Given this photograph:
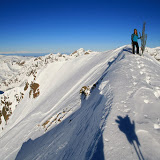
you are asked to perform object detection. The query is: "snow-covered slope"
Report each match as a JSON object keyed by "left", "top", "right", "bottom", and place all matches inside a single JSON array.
[
  {"left": 0, "top": 45, "right": 160, "bottom": 160},
  {"left": 146, "top": 47, "right": 160, "bottom": 61}
]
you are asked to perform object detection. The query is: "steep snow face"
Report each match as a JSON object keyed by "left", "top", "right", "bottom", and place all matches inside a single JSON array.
[{"left": 0, "top": 45, "right": 160, "bottom": 160}]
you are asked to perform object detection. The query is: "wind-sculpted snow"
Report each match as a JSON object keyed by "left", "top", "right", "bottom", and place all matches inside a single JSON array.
[{"left": 0, "top": 45, "right": 160, "bottom": 160}]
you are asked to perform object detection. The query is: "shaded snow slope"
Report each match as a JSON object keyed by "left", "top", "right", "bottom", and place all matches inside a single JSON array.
[{"left": 0, "top": 45, "right": 160, "bottom": 160}]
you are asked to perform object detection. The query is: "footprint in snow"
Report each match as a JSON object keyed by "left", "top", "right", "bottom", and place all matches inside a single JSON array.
[
  {"left": 140, "top": 64, "right": 145, "bottom": 67},
  {"left": 144, "top": 99, "right": 149, "bottom": 104},
  {"left": 142, "top": 68, "right": 146, "bottom": 72},
  {"left": 121, "top": 101, "right": 126, "bottom": 104},
  {"left": 154, "top": 124, "right": 160, "bottom": 130},
  {"left": 154, "top": 89, "right": 160, "bottom": 98},
  {"left": 140, "top": 71, "right": 144, "bottom": 75},
  {"left": 127, "top": 91, "right": 133, "bottom": 95},
  {"left": 146, "top": 76, "right": 151, "bottom": 84},
  {"left": 133, "top": 82, "right": 137, "bottom": 86},
  {"left": 144, "top": 115, "right": 148, "bottom": 118},
  {"left": 124, "top": 108, "right": 131, "bottom": 113},
  {"left": 105, "top": 138, "right": 109, "bottom": 142}
]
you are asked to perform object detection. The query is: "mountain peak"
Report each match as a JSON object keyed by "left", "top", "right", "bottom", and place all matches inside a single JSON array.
[
  {"left": 70, "top": 48, "right": 92, "bottom": 56},
  {"left": 70, "top": 48, "right": 85, "bottom": 56}
]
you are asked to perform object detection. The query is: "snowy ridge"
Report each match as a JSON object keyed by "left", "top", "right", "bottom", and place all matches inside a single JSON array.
[{"left": 0, "top": 45, "right": 160, "bottom": 160}]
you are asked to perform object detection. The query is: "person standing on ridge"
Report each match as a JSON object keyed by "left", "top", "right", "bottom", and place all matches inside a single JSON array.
[{"left": 131, "top": 29, "right": 141, "bottom": 54}]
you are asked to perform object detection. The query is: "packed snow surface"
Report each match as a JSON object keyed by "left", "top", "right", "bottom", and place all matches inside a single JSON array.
[{"left": 0, "top": 45, "right": 160, "bottom": 160}]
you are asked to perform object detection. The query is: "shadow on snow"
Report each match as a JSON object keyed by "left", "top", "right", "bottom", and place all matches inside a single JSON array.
[
  {"left": 0, "top": 91, "right": 4, "bottom": 94},
  {"left": 115, "top": 115, "right": 145, "bottom": 160},
  {"left": 16, "top": 84, "right": 112, "bottom": 160}
]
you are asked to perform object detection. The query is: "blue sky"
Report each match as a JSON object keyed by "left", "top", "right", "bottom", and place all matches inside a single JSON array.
[{"left": 0, "top": 0, "right": 160, "bottom": 54}]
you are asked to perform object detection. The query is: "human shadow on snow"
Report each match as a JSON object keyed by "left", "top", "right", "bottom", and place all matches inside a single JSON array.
[{"left": 115, "top": 115, "right": 145, "bottom": 160}]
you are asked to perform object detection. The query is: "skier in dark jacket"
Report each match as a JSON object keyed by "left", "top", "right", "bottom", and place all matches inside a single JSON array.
[{"left": 131, "top": 29, "right": 141, "bottom": 54}]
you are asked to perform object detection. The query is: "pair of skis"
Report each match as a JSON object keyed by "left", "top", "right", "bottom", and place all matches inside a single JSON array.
[{"left": 139, "top": 22, "right": 147, "bottom": 55}]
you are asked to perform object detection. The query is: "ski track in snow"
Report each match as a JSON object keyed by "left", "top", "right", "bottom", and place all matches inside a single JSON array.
[{"left": 0, "top": 45, "right": 160, "bottom": 160}]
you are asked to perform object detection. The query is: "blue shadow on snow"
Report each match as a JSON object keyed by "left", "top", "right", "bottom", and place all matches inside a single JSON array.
[{"left": 115, "top": 115, "right": 145, "bottom": 160}]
